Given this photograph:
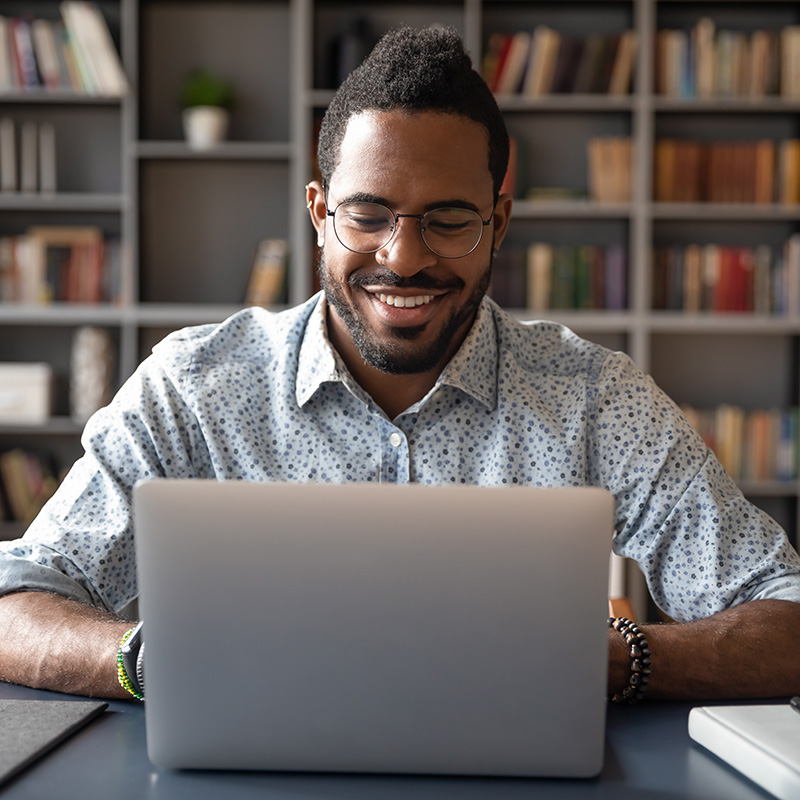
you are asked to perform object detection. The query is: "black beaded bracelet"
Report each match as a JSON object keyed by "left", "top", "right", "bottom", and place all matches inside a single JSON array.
[{"left": 607, "top": 616, "right": 651, "bottom": 704}]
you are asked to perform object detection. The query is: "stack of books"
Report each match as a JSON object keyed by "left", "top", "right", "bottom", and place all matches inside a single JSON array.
[
  {"left": 652, "top": 239, "right": 800, "bottom": 315},
  {"left": 0, "top": 2, "right": 128, "bottom": 96},
  {"left": 682, "top": 404, "right": 799, "bottom": 482},
  {"left": 484, "top": 26, "right": 637, "bottom": 96}
]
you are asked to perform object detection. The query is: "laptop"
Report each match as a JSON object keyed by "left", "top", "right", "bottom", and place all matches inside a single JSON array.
[{"left": 133, "top": 480, "right": 613, "bottom": 777}]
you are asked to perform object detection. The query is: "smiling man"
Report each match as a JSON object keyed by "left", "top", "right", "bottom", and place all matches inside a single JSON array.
[
  {"left": 0, "top": 26, "right": 799, "bottom": 702},
  {"left": 309, "top": 109, "right": 511, "bottom": 416}
]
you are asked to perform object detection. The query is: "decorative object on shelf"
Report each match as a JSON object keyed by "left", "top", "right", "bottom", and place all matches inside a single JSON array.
[
  {"left": 0, "top": 363, "right": 52, "bottom": 425},
  {"left": 179, "top": 69, "right": 234, "bottom": 150},
  {"left": 70, "top": 326, "right": 114, "bottom": 423}
]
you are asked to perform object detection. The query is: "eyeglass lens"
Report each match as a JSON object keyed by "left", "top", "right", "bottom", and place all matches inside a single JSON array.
[{"left": 333, "top": 202, "right": 486, "bottom": 258}]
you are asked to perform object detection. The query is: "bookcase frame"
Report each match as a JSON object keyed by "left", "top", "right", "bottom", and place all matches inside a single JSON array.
[{"left": 1, "top": 0, "right": 799, "bottom": 616}]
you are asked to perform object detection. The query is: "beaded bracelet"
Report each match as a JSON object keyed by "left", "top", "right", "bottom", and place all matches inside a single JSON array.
[
  {"left": 117, "top": 627, "right": 144, "bottom": 701},
  {"left": 607, "top": 616, "right": 651, "bottom": 704}
]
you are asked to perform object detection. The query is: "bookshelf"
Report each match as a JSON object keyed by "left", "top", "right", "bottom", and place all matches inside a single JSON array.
[{"left": 1, "top": 1, "right": 800, "bottom": 612}]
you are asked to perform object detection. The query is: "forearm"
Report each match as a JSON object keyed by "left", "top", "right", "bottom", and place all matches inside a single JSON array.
[
  {"left": 0, "top": 591, "right": 133, "bottom": 700},
  {"left": 608, "top": 599, "right": 800, "bottom": 701}
]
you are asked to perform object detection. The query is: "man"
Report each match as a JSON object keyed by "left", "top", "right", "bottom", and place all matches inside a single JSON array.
[{"left": 1, "top": 27, "right": 799, "bottom": 702}]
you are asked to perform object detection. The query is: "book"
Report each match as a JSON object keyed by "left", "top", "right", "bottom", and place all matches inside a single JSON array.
[
  {"left": 522, "top": 25, "right": 559, "bottom": 97},
  {"left": 19, "top": 120, "right": 38, "bottom": 193},
  {"left": 66, "top": 1, "right": 127, "bottom": 95},
  {"left": 608, "top": 30, "right": 637, "bottom": 95},
  {"left": 549, "top": 35, "right": 583, "bottom": 94},
  {"left": 31, "top": 19, "right": 63, "bottom": 91},
  {"left": 11, "top": 17, "right": 40, "bottom": 89},
  {"left": 494, "top": 31, "right": 531, "bottom": 95},
  {"left": 38, "top": 122, "right": 56, "bottom": 194},
  {"left": 24, "top": 225, "right": 104, "bottom": 303},
  {"left": 573, "top": 34, "right": 606, "bottom": 93},
  {"left": 243, "top": 238, "right": 288, "bottom": 307},
  {"left": 689, "top": 704, "right": 800, "bottom": 800},
  {"left": 0, "top": 117, "right": 16, "bottom": 192},
  {"left": 0, "top": 17, "right": 11, "bottom": 92}
]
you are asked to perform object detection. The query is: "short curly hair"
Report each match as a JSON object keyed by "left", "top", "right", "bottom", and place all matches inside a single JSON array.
[{"left": 317, "top": 26, "right": 509, "bottom": 200}]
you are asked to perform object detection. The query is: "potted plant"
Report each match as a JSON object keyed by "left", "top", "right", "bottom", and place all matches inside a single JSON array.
[{"left": 180, "top": 69, "right": 234, "bottom": 150}]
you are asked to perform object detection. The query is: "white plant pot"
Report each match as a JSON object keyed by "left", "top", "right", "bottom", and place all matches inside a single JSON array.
[{"left": 182, "top": 106, "right": 229, "bottom": 150}]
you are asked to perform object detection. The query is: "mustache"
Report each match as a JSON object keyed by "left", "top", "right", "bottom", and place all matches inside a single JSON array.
[{"left": 348, "top": 270, "right": 463, "bottom": 292}]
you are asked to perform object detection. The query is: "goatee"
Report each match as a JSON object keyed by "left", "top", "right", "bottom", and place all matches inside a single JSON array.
[{"left": 319, "top": 254, "right": 493, "bottom": 375}]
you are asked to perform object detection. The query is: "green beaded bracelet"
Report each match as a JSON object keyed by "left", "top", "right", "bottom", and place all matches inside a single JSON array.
[{"left": 117, "top": 627, "right": 144, "bottom": 701}]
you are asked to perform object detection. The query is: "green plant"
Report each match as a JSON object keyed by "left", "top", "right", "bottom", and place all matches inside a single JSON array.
[{"left": 179, "top": 69, "right": 234, "bottom": 110}]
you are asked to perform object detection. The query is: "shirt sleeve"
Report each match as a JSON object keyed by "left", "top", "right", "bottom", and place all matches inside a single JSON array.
[
  {"left": 0, "top": 341, "right": 208, "bottom": 614},
  {"left": 588, "top": 351, "right": 800, "bottom": 622}
]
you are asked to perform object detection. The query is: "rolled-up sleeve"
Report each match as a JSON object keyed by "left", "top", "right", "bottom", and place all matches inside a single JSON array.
[
  {"left": 0, "top": 337, "right": 207, "bottom": 614},
  {"left": 589, "top": 351, "right": 800, "bottom": 622}
]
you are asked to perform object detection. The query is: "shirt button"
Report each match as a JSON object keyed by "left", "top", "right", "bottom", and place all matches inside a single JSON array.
[{"left": 389, "top": 432, "right": 402, "bottom": 447}]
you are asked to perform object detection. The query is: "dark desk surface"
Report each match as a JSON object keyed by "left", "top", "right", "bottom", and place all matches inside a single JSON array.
[{"left": 0, "top": 681, "right": 776, "bottom": 800}]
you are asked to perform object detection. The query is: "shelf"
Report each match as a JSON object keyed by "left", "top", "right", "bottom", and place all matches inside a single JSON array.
[
  {"left": 511, "top": 309, "right": 635, "bottom": 332},
  {"left": 0, "top": 417, "right": 85, "bottom": 436},
  {"left": 647, "top": 313, "right": 800, "bottom": 334},
  {"left": 134, "top": 141, "right": 293, "bottom": 161},
  {"left": 0, "top": 304, "right": 132, "bottom": 325},
  {"left": 652, "top": 203, "right": 800, "bottom": 220},
  {"left": 133, "top": 303, "right": 253, "bottom": 326},
  {"left": 0, "top": 194, "right": 126, "bottom": 212},
  {"left": 739, "top": 480, "right": 800, "bottom": 498},
  {"left": 0, "top": 90, "right": 124, "bottom": 106},
  {"left": 496, "top": 95, "right": 636, "bottom": 113},
  {"left": 511, "top": 199, "right": 632, "bottom": 218},
  {"left": 653, "top": 97, "right": 800, "bottom": 113}
]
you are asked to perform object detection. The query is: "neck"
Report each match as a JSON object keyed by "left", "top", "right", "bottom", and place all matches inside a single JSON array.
[
  {"left": 325, "top": 305, "right": 474, "bottom": 419},
  {"left": 327, "top": 323, "right": 444, "bottom": 419}
]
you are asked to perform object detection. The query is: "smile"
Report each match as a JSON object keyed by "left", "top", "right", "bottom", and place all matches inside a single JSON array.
[{"left": 376, "top": 293, "right": 434, "bottom": 308}]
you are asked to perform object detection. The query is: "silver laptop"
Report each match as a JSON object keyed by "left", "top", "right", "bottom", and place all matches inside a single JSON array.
[{"left": 133, "top": 480, "right": 613, "bottom": 777}]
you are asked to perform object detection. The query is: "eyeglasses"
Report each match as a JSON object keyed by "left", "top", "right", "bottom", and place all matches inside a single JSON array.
[{"left": 326, "top": 201, "right": 495, "bottom": 259}]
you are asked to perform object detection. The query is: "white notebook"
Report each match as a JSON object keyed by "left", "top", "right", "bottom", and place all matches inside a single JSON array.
[{"left": 688, "top": 704, "right": 800, "bottom": 800}]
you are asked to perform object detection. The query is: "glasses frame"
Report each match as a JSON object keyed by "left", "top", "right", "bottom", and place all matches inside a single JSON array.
[{"left": 325, "top": 198, "right": 497, "bottom": 260}]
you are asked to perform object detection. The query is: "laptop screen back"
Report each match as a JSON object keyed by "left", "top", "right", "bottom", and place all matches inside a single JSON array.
[{"left": 134, "top": 480, "right": 613, "bottom": 777}]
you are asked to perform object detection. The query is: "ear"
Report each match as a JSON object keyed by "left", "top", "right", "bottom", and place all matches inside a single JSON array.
[
  {"left": 306, "top": 181, "right": 328, "bottom": 247},
  {"left": 490, "top": 192, "right": 514, "bottom": 252}
]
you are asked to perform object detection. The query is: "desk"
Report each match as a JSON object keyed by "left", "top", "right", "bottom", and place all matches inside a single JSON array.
[{"left": 0, "top": 681, "right": 774, "bottom": 800}]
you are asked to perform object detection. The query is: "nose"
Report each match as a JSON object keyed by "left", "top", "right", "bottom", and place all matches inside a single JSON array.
[{"left": 374, "top": 216, "right": 438, "bottom": 277}]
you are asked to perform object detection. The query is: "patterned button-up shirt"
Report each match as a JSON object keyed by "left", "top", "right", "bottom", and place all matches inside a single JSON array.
[{"left": 2, "top": 293, "right": 799, "bottom": 619}]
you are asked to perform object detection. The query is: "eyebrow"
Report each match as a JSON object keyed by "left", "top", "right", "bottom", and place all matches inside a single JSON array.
[{"left": 332, "top": 192, "right": 482, "bottom": 214}]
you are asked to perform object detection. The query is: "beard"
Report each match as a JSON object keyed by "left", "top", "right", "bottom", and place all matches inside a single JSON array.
[{"left": 319, "top": 252, "right": 493, "bottom": 375}]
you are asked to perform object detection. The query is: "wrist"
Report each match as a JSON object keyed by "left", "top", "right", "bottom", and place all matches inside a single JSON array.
[
  {"left": 117, "top": 621, "right": 145, "bottom": 701},
  {"left": 607, "top": 617, "right": 651, "bottom": 704}
]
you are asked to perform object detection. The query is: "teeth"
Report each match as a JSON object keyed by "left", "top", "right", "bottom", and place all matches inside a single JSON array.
[{"left": 377, "top": 294, "right": 434, "bottom": 308}]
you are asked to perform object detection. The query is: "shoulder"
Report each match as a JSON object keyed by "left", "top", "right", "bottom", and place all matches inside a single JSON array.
[
  {"left": 149, "top": 295, "right": 320, "bottom": 378},
  {"left": 486, "top": 297, "right": 621, "bottom": 385}
]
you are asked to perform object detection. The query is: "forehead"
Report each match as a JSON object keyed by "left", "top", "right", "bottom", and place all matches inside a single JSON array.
[{"left": 329, "top": 109, "right": 494, "bottom": 205}]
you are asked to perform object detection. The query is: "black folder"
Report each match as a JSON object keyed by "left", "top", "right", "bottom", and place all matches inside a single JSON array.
[{"left": 0, "top": 699, "right": 107, "bottom": 786}]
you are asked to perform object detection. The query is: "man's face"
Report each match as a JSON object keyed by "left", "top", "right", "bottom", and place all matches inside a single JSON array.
[{"left": 308, "top": 109, "right": 511, "bottom": 376}]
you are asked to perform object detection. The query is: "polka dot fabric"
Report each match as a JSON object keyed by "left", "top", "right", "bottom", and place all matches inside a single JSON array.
[{"left": 1, "top": 293, "right": 798, "bottom": 620}]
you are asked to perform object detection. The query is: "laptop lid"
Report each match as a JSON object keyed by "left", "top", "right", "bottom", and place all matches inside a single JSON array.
[{"left": 133, "top": 480, "right": 613, "bottom": 777}]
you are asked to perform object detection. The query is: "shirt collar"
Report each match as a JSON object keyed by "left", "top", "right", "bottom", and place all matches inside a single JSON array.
[
  {"left": 295, "top": 293, "right": 499, "bottom": 411},
  {"left": 295, "top": 293, "right": 343, "bottom": 407},
  {"left": 433, "top": 297, "right": 498, "bottom": 410}
]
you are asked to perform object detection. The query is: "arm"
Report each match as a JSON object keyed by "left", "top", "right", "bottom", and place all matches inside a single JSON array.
[
  {"left": 608, "top": 598, "right": 800, "bottom": 700},
  {"left": 0, "top": 591, "right": 133, "bottom": 700}
]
